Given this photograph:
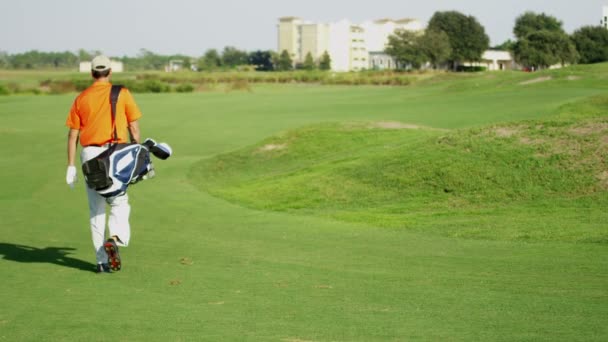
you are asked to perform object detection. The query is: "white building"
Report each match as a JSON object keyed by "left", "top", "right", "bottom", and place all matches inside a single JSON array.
[
  {"left": 79, "top": 60, "right": 123, "bottom": 73},
  {"left": 603, "top": 6, "right": 608, "bottom": 29},
  {"left": 360, "top": 18, "right": 424, "bottom": 52},
  {"left": 277, "top": 17, "right": 423, "bottom": 72},
  {"left": 463, "top": 50, "right": 514, "bottom": 71}
]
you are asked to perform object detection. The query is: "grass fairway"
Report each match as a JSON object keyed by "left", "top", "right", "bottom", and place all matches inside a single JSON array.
[{"left": 1, "top": 66, "right": 607, "bottom": 341}]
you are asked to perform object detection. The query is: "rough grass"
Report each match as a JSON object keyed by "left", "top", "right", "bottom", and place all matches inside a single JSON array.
[{"left": 190, "top": 95, "right": 608, "bottom": 243}]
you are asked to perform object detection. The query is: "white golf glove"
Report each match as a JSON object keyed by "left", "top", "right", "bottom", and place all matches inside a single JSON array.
[{"left": 66, "top": 165, "right": 77, "bottom": 189}]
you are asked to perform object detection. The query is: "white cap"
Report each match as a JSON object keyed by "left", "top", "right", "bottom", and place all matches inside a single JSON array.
[{"left": 91, "top": 55, "right": 112, "bottom": 71}]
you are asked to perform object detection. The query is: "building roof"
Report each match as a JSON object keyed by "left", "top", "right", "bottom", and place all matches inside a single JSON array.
[{"left": 279, "top": 16, "right": 301, "bottom": 22}]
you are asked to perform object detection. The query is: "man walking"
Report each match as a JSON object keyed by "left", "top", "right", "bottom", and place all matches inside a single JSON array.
[{"left": 65, "top": 55, "right": 142, "bottom": 273}]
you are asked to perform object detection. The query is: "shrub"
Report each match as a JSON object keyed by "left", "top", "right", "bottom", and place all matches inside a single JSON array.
[
  {"left": 49, "top": 81, "right": 76, "bottom": 94},
  {"left": 456, "top": 65, "right": 486, "bottom": 72},
  {"left": 0, "top": 85, "right": 10, "bottom": 95},
  {"left": 142, "top": 80, "right": 170, "bottom": 93},
  {"left": 175, "top": 83, "right": 195, "bottom": 93}
]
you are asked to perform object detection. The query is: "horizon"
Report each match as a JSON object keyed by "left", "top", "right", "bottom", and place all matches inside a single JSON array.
[{"left": 1, "top": 0, "right": 606, "bottom": 57}]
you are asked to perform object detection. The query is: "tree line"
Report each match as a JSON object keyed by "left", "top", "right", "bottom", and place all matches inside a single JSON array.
[
  {"left": 0, "top": 47, "right": 331, "bottom": 72},
  {"left": 385, "top": 11, "right": 608, "bottom": 71}
]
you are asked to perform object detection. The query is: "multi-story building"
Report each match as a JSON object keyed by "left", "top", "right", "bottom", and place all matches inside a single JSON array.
[
  {"left": 277, "top": 17, "right": 303, "bottom": 62},
  {"left": 277, "top": 17, "right": 423, "bottom": 71},
  {"left": 603, "top": 6, "right": 608, "bottom": 29}
]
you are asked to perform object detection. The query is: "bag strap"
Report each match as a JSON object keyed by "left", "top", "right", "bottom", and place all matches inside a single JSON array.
[{"left": 110, "top": 85, "right": 123, "bottom": 143}]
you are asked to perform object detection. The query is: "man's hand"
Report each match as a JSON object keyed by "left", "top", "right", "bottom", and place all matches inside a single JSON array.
[{"left": 66, "top": 166, "right": 77, "bottom": 189}]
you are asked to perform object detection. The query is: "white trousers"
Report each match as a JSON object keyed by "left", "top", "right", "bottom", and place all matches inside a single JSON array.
[{"left": 81, "top": 146, "right": 131, "bottom": 264}]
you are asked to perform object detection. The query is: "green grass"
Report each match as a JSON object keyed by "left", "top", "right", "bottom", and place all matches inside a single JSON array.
[
  {"left": 1, "top": 65, "right": 607, "bottom": 341},
  {"left": 190, "top": 105, "right": 608, "bottom": 243}
]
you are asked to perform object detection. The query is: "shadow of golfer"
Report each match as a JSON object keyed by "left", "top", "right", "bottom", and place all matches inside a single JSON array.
[{"left": 0, "top": 243, "right": 95, "bottom": 273}]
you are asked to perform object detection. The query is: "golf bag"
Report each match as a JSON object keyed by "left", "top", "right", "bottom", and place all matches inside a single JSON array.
[{"left": 82, "top": 143, "right": 154, "bottom": 198}]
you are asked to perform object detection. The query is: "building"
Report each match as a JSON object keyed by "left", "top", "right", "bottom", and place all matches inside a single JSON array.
[
  {"left": 277, "top": 17, "right": 423, "bottom": 72},
  {"left": 79, "top": 60, "right": 123, "bottom": 73},
  {"left": 603, "top": 6, "right": 608, "bottom": 29},
  {"left": 462, "top": 50, "right": 514, "bottom": 71}
]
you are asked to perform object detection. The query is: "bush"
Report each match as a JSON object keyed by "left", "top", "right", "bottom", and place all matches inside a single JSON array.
[
  {"left": 456, "top": 65, "right": 486, "bottom": 72},
  {"left": 141, "top": 80, "right": 170, "bottom": 93},
  {"left": 48, "top": 81, "right": 76, "bottom": 94},
  {"left": 175, "top": 83, "right": 195, "bottom": 93},
  {"left": 0, "top": 85, "right": 10, "bottom": 95}
]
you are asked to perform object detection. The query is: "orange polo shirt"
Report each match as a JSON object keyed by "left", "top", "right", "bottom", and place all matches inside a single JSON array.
[{"left": 66, "top": 81, "right": 142, "bottom": 146}]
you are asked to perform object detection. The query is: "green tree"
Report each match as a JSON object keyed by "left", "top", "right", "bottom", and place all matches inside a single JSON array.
[
  {"left": 221, "top": 46, "right": 249, "bottom": 67},
  {"left": 198, "top": 49, "right": 222, "bottom": 71},
  {"left": 385, "top": 29, "right": 426, "bottom": 69},
  {"left": 513, "top": 30, "right": 578, "bottom": 69},
  {"left": 319, "top": 51, "right": 331, "bottom": 70},
  {"left": 78, "top": 49, "right": 93, "bottom": 62},
  {"left": 8, "top": 50, "right": 78, "bottom": 69},
  {"left": 248, "top": 50, "right": 274, "bottom": 71},
  {"left": 0, "top": 51, "right": 9, "bottom": 69},
  {"left": 302, "top": 52, "right": 315, "bottom": 70},
  {"left": 512, "top": 12, "right": 577, "bottom": 69},
  {"left": 492, "top": 39, "right": 516, "bottom": 51},
  {"left": 137, "top": 49, "right": 167, "bottom": 70},
  {"left": 427, "top": 11, "right": 490, "bottom": 69},
  {"left": 419, "top": 29, "right": 452, "bottom": 69},
  {"left": 571, "top": 26, "right": 608, "bottom": 64},
  {"left": 514, "top": 12, "right": 564, "bottom": 40},
  {"left": 277, "top": 50, "right": 293, "bottom": 71}
]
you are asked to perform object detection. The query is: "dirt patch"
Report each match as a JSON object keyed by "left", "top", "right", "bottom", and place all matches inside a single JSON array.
[
  {"left": 519, "top": 137, "right": 544, "bottom": 145},
  {"left": 567, "top": 76, "right": 581, "bottom": 81},
  {"left": 258, "top": 143, "right": 287, "bottom": 152},
  {"left": 494, "top": 127, "right": 519, "bottom": 137},
  {"left": 569, "top": 122, "right": 608, "bottom": 135},
  {"left": 519, "top": 76, "right": 552, "bottom": 85},
  {"left": 179, "top": 257, "right": 193, "bottom": 265},
  {"left": 598, "top": 171, "right": 608, "bottom": 189},
  {"left": 371, "top": 121, "right": 422, "bottom": 130}
]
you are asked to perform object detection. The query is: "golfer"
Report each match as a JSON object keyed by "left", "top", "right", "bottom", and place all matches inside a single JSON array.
[{"left": 65, "top": 55, "right": 142, "bottom": 273}]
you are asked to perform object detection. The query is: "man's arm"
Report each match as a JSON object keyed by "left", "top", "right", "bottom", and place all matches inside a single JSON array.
[
  {"left": 67, "top": 129, "right": 79, "bottom": 166},
  {"left": 66, "top": 129, "right": 79, "bottom": 188},
  {"left": 128, "top": 120, "right": 140, "bottom": 144}
]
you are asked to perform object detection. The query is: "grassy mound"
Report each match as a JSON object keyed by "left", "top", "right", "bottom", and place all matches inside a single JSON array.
[{"left": 190, "top": 95, "right": 608, "bottom": 243}]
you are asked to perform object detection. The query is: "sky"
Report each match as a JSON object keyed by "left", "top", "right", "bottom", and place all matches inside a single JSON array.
[{"left": 1, "top": 0, "right": 606, "bottom": 57}]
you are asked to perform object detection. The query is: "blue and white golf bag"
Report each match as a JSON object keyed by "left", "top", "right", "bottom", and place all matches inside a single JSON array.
[{"left": 82, "top": 139, "right": 172, "bottom": 198}]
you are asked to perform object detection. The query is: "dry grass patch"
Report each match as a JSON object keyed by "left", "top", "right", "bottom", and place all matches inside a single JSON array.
[
  {"left": 519, "top": 76, "right": 552, "bottom": 85},
  {"left": 257, "top": 143, "right": 287, "bottom": 152}
]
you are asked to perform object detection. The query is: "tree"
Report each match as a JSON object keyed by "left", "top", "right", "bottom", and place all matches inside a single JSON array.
[
  {"left": 419, "top": 29, "right": 452, "bottom": 69},
  {"left": 385, "top": 29, "right": 426, "bottom": 69},
  {"left": 78, "top": 49, "right": 93, "bottom": 62},
  {"left": 0, "top": 51, "right": 9, "bottom": 69},
  {"left": 492, "top": 39, "right": 516, "bottom": 51},
  {"left": 221, "top": 46, "right": 248, "bottom": 68},
  {"left": 513, "top": 30, "right": 578, "bottom": 69},
  {"left": 302, "top": 52, "right": 316, "bottom": 70},
  {"left": 512, "top": 12, "right": 577, "bottom": 69},
  {"left": 248, "top": 50, "right": 274, "bottom": 71},
  {"left": 319, "top": 51, "right": 331, "bottom": 70},
  {"left": 137, "top": 49, "right": 167, "bottom": 70},
  {"left": 571, "top": 26, "right": 608, "bottom": 64},
  {"left": 198, "top": 49, "right": 222, "bottom": 71},
  {"left": 277, "top": 50, "right": 293, "bottom": 71},
  {"left": 514, "top": 12, "right": 564, "bottom": 40},
  {"left": 427, "top": 11, "right": 490, "bottom": 69}
]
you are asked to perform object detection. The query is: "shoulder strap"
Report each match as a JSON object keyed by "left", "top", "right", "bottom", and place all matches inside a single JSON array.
[{"left": 110, "top": 85, "right": 123, "bottom": 143}]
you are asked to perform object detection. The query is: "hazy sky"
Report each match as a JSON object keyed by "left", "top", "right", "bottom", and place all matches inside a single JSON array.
[{"left": 1, "top": 0, "right": 605, "bottom": 57}]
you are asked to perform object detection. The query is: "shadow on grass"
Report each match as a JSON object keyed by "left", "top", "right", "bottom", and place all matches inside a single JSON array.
[{"left": 0, "top": 243, "right": 95, "bottom": 273}]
